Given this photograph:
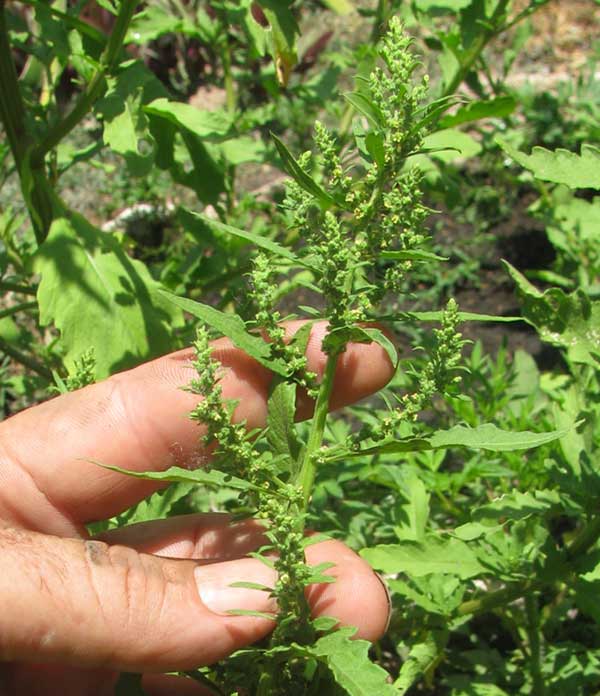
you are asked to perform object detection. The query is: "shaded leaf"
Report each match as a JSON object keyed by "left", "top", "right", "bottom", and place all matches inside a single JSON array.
[
  {"left": 34, "top": 215, "right": 181, "bottom": 378},
  {"left": 145, "top": 97, "right": 233, "bottom": 138},
  {"left": 439, "top": 96, "right": 516, "bottom": 128}
]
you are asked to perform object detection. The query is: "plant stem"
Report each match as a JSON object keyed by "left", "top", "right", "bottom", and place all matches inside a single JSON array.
[
  {"left": 0, "top": 281, "right": 37, "bottom": 296},
  {"left": 0, "top": 301, "right": 37, "bottom": 320},
  {"left": 0, "top": 337, "right": 52, "bottom": 380},
  {"left": 525, "top": 593, "right": 545, "bottom": 696},
  {"left": 442, "top": 0, "right": 510, "bottom": 98},
  {"left": 297, "top": 349, "right": 341, "bottom": 510},
  {"left": 0, "top": 1, "right": 29, "bottom": 169},
  {"left": 30, "top": 0, "right": 138, "bottom": 165}
]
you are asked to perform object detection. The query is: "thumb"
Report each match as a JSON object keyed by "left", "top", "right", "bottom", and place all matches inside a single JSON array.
[{"left": 0, "top": 526, "right": 279, "bottom": 671}]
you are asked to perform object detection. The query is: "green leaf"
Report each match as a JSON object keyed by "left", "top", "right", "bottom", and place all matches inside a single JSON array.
[
  {"left": 185, "top": 212, "right": 316, "bottom": 270},
  {"left": 271, "top": 133, "right": 337, "bottom": 208},
  {"left": 394, "top": 631, "right": 448, "bottom": 694},
  {"left": 94, "top": 463, "right": 260, "bottom": 494},
  {"left": 321, "top": 0, "right": 354, "bottom": 13},
  {"left": 439, "top": 96, "right": 516, "bottom": 128},
  {"left": 472, "top": 489, "right": 561, "bottom": 524},
  {"left": 255, "top": 1, "right": 299, "bottom": 86},
  {"left": 96, "top": 61, "right": 166, "bottom": 176},
  {"left": 267, "top": 379, "right": 301, "bottom": 471},
  {"left": 305, "top": 629, "right": 397, "bottom": 696},
  {"left": 379, "top": 250, "right": 448, "bottom": 262},
  {"left": 381, "top": 310, "right": 522, "bottom": 323},
  {"left": 362, "top": 536, "right": 486, "bottom": 579},
  {"left": 159, "top": 291, "right": 289, "bottom": 375},
  {"left": 423, "top": 128, "right": 481, "bottom": 163},
  {"left": 331, "top": 423, "right": 569, "bottom": 460},
  {"left": 505, "top": 261, "right": 600, "bottom": 367},
  {"left": 34, "top": 215, "right": 181, "bottom": 378},
  {"left": 114, "top": 672, "right": 145, "bottom": 696},
  {"left": 343, "top": 92, "right": 385, "bottom": 129},
  {"left": 497, "top": 138, "right": 600, "bottom": 189},
  {"left": 145, "top": 97, "right": 233, "bottom": 138}
]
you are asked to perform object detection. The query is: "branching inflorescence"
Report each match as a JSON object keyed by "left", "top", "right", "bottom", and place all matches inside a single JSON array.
[{"left": 186, "top": 18, "right": 465, "bottom": 694}]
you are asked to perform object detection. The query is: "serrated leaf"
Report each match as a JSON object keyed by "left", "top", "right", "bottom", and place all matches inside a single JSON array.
[
  {"left": 34, "top": 215, "right": 181, "bottom": 378},
  {"left": 497, "top": 138, "right": 600, "bottom": 189},
  {"left": 271, "top": 133, "right": 337, "bottom": 208},
  {"left": 505, "top": 261, "right": 600, "bottom": 366},
  {"left": 439, "top": 96, "right": 516, "bottom": 128},
  {"left": 145, "top": 97, "right": 233, "bottom": 138},
  {"left": 362, "top": 536, "right": 486, "bottom": 579},
  {"left": 159, "top": 291, "right": 288, "bottom": 376},
  {"left": 305, "top": 629, "right": 397, "bottom": 696},
  {"left": 229, "top": 581, "right": 274, "bottom": 592}
]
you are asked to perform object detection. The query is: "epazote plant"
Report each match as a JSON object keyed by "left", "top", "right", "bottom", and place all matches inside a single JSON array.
[{"left": 107, "top": 18, "right": 569, "bottom": 696}]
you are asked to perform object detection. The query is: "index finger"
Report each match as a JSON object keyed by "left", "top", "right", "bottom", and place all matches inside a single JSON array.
[{"left": 0, "top": 321, "right": 393, "bottom": 537}]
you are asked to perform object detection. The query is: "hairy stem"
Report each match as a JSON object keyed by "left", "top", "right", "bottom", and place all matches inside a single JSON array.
[{"left": 0, "top": 281, "right": 37, "bottom": 296}]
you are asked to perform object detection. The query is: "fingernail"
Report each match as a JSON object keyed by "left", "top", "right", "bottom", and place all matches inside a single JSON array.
[
  {"left": 195, "top": 558, "right": 278, "bottom": 616},
  {"left": 374, "top": 572, "right": 393, "bottom": 632}
]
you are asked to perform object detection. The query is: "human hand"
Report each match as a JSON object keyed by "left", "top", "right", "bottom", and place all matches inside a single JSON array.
[{"left": 0, "top": 322, "right": 393, "bottom": 696}]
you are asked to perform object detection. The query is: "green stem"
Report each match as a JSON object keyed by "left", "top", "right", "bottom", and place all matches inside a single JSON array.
[
  {"left": 0, "top": 0, "right": 30, "bottom": 170},
  {"left": 0, "top": 301, "right": 37, "bottom": 319},
  {"left": 525, "top": 594, "right": 545, "bottom": 696},
  {"left": 0, "top": 281, "right": 37, "bottom": 296},
  {"left": 297, "top": 349, "right": 341, "bottom": 510},
  {"left": 30, "top": 0, "right": 138, "bottom": 165},
  {"left": 0, "top": 337, "right": 52, "bottom": 380},
  {"left": 442, "top": 0, "right": 510, "bottom": 98}
]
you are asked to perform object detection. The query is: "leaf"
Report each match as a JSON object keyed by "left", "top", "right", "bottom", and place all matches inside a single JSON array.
[
  {"left": 305, "top": 628, "right": 397, "bottom": 696},
  {"left": 472, "top": 489, "right": 561, "bottom": 524},
  {"left": 267, "top": 379, "right": 301, "bottom": 470},
  {"left": 330, "top": 423, "right": 570, "bottom": 460},
  {"left": 381, "top": 310, "right": 523, "bottom": 323},
  {"left": 380, "top": 250, "right": 448, "bottom": 262},
  {"left": 114, "top": 672, "right": 145, "bottom": 696},
  {"left": 343, "top": 91, "right": 385, "bottom": 129},
  {"left": 505, "top": 261, "right": 600, "bottom": 367},
  {"left": 497, "top": 138, "right": 600, "bottom": 189},
  {"left": 96, "top": 61, "right": 166, "bottom": 176},
  {"left": 271, "top": 133, "right": 337, "bottom": 208},
  {"left": 438, "top": 96, "right": 516, "bottom": 128},
  {"left": 423, "top": 128, "right": 481, "bottom": 163},
  {"left": 395, "top": 631, "right": 448, "bottom": 694},
  {"left": 185, "top": 211, "right": 316, "bottom": 270},
  {"left": 145, "top": 98, "right": 233, "bottom": 138},
  {"left": 159, "top": 291, "right": 289, "bottom": 376},
  {"left": 255, "top": 1, "right": 299, "bottom": 86},
  {"left": 427, "top": 423, "right": 569, "bottom": 452},
  {"left": 94, "top": 463, "right": 259, "bottom": 494},
  {"left": 362, "top": 536, "right": 486, "bottom": 579},
  {"left": 34, "top": 215, "right": 181, "bottom": 378},
  {"left": 321, "top": 0, "right": 354, "bottom": 13}
]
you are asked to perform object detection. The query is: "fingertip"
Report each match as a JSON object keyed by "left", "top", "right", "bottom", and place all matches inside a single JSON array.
[{"left": 305, "top": 539, "right": 392, "bottom": 642}]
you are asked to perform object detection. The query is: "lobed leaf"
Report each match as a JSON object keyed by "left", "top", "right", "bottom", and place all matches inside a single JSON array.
[{"left": 497, "top": 138, "right": 600, "bottom": 189}]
